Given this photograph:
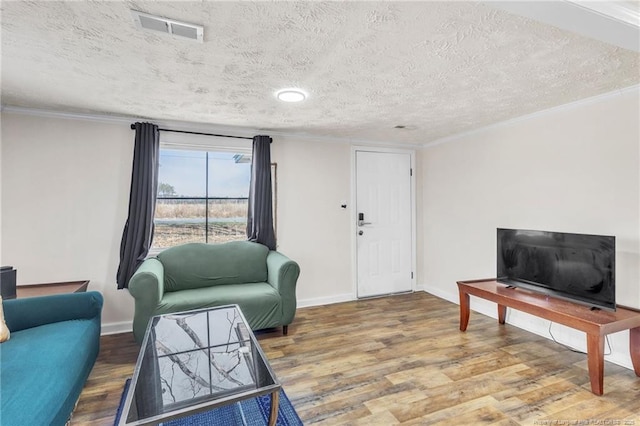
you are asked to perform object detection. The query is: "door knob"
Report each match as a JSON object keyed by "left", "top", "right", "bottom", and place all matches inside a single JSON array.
[{"left": 358, "top": 212, "right": 371, "bottom": 227}]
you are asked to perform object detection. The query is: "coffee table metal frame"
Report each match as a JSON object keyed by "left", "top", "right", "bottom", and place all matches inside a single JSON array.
[{"left": 118, "top": 304, "right": 281, "bottom": 426}]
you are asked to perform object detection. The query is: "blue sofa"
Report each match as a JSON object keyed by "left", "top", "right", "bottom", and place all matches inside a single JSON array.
[{"left": 0, "top": 291, "right": 103, "bottom": 426}]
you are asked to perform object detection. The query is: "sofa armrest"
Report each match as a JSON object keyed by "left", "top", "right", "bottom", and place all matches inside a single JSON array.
[
  {"left": 3, "top": 291, "right": 103, "bottom": 333},
  {"left": 266, "top": 251, "right": 300, "bottom": 324},
  {"left": 128, "top": 258, "right": 165, "bottom": 303},
  {"left": 128, "top": 258, "right": 165, "bottom": 343}
]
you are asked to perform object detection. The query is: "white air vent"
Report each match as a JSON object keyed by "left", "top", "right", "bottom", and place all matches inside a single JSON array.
[{"left": 131, "top": 10, "right": 203, "bottom": 42}]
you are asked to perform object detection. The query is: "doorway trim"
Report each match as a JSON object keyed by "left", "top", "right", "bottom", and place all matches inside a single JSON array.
[{"left": 350, "top": 145, "right": 417, "bottom": 299}]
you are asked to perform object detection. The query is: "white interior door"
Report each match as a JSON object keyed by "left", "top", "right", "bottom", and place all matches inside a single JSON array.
[{"left": 356, "top": 150, "right": 412, "bottom": 298}]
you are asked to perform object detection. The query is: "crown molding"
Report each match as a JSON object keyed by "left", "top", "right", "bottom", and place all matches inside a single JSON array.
[
  {"left": 567, "top": 1, "right": 640, "bottom": 29},
  {"left": 268, "top": 131, "right": 422, "bottom": 149},
  {"left": 4, "top": 84, "right": 636, "bottom": 151},
  {"left": 0, "top": 105, "right": 261, "bottom": 137},
  {"left": 423, "top": 84, "right": 640, "bottom": 149},
  {"left": 0, "top": 105, "right": 135, "bottom": 125},
  {"left": 484, "top": 0, "right": 640, "bottom": 52},
  {"left": 0, "top": 104, "right": 423, "bottom": 149}
]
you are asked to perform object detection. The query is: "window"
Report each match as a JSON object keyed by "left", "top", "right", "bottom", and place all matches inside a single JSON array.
[{"left": 152, "top": 148, "right": 251, "bottom": 250}]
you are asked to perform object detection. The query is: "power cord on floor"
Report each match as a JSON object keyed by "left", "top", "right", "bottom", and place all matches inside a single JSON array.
[{"left": 548, "top": 322, "right": 611, "bottom": 355}]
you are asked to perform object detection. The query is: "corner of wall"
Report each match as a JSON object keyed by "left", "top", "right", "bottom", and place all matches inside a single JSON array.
[
  {"left": 421, "top": 87, "right": 639, "bottom": 371},
  {"left": 0, "top": 112, "right": 3, "bottom": 264}
]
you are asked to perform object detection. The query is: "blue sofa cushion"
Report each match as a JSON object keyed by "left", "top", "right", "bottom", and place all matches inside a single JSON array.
[{"left": 0, "top": 319, "right": 100, "bottom": 426}]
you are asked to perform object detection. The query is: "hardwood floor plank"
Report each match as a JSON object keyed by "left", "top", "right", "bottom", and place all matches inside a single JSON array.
[
  {"left": 538, "top": 397, "right": 636, "bottom": 423},
  {"left": 429, "top": 405, "right": 513, "bottom": 426},
  {"left": 71, "top": 292, "right": 640, "bottom": 425}
]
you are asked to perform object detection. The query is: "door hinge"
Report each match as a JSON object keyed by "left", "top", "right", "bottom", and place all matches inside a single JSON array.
[
  {"left": 411, "top": 272, "right": 414, "bottom": 279},
  {"left": 410, "top": 168, "right": 413, "bottom": 176}
]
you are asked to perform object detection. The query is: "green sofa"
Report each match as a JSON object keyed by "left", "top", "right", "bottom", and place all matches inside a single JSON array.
[
  {"left": 0, "top": 292, "right": 103, "bottom": 426},
  {"left": 128, "top": 241, "right": 300, "bottom": 344}
]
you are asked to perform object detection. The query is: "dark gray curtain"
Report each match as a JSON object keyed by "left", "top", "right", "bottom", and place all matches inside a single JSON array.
[
  {"left": 117, "top": 122, "right": 160, "bottom": 289},
  {"left": 246, "top": 135, "right": 276, "bottom": 250}
]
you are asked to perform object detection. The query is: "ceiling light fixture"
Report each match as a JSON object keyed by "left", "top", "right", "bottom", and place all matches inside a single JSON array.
[{"left": 276, "top": 88, "right": 307, "bottom": 103}]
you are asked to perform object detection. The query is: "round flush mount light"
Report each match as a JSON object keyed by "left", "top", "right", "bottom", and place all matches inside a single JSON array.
[{"left": 276, "top": 88, "right": 307, "bottom": 103}]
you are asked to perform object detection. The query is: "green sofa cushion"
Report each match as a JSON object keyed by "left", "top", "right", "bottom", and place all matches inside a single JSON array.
[
  {"left": 157, "top": 282, "right": 282, "bottom": 331},
  {"left": 157, "top": 241, "right": 269, "bottom": 292}
]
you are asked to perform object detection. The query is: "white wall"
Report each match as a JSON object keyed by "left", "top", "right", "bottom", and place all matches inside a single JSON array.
[
  {"left": 422, "top": 87, "right": 640, "bottom": 369},
  {"left": 0, "top": 112, "right": 356, "bottom": 332},
  {"left": 1, "top": 113, "right": 135, "bottom": 330},
  {"left": 272, "top": 137, "right": 353, "bottom": 305}
]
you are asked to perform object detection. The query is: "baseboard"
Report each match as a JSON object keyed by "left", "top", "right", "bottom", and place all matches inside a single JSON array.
[
  {"left": 99, "top": 294, "right": 355, "bottom": 336},
  {"left": 500, "top": 309, "right": 635, "bottom": 371},
  {"left": 101, "top": 321, "right": 132, "bottom": 336},
  {"left": 422, "top": 283, "right": 635, "bottom": 371},
  {"left": 422, "top": 285, "right": 459, "bottom": 305},
  {"left": 297, "top": 293, "right": 354, "bottom": 309},
  {"left": 101, "top": 287, "right": 635, "bottom": 371}
]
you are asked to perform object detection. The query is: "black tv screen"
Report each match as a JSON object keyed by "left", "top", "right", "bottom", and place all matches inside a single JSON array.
[{"left": 497, "top": 228, "right": 615, "bottom": 311}]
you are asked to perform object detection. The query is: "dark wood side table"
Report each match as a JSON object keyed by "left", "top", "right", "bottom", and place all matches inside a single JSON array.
[{"left": 16, "top": 280, "right": 90, "bottom": 298}]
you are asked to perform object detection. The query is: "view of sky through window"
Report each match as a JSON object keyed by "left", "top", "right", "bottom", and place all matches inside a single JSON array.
[
  {"left": 158, "top": 149, "right": 251, "bottom": 198},
  {"left": 152, "top": 148, "right": 252, "bottom": 249}
]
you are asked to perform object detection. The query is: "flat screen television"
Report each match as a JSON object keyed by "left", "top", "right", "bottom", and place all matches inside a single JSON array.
[{"left": 497, "top": 228, "right": 615, "bottom": 311}]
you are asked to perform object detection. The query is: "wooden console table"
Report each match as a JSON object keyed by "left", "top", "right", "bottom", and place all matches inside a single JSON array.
[
  {"left": 457, "top": 278, "right": 640, "bottom": 396},
  {"left": 16, "top": 280, "right": 89, "bottom": 298}
]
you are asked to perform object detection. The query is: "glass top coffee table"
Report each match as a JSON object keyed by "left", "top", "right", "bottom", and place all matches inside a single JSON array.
[{"left": 119, "top": 305, "right": 281, "bottom": 425}]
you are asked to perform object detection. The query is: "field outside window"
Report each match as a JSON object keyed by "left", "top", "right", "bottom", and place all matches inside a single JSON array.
[{"left": 152, "top": 149, "right": 251, "bottom": 250}]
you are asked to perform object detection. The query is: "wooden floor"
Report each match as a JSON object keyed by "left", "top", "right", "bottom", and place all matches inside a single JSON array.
[{"left": 71, "top": 292, "right": 640, "bottom": 425}]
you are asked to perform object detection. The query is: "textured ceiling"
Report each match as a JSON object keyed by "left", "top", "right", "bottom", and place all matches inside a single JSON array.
[{"left": 1, "top": 1, "right": 638, "bottom": 146}]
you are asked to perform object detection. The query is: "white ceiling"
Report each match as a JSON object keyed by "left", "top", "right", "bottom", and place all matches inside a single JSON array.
[{"left": 1, "top": 1, "right": 638, "bottom": 146}]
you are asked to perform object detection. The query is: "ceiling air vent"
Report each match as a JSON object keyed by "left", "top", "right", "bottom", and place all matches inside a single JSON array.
[{"left": 131, "top": 10, "right": 203, "bottom": 43}]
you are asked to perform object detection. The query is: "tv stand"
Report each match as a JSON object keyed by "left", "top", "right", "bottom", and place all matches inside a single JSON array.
[{"left": 457, "top": 279, "right": 640, "bottom": 396}]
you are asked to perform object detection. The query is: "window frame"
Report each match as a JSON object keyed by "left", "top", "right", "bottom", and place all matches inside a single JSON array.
[{"left": 149, "top": 135, "right": 253, "bottom": 255}]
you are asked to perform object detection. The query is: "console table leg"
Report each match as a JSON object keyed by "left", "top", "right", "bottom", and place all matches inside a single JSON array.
[
  {"left": 630, "top": 327, "right": 640, "bottom": 377},
  {"left": 586, "top": 333, "right": 605, "bottom": 396},
  {"left": 459, "top": 289, "right": 470, "bottom": 332},
  {"left": 498, "top": 304, "right": 506, "bottom": 325}
]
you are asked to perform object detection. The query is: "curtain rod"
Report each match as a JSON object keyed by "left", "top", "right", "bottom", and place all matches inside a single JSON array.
[{"left": 129, "top": 124, "right": 253, "bottom": 140}]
